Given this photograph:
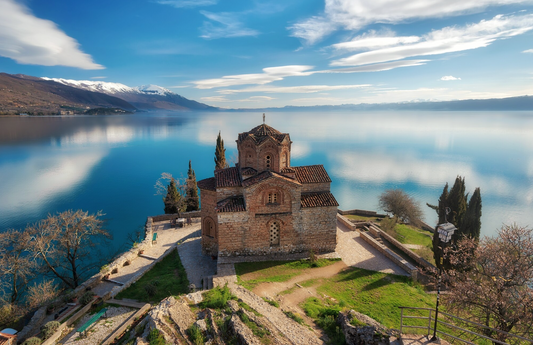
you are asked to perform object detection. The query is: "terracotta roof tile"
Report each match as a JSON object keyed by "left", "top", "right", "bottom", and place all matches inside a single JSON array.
[
  {"left": 217, "top": 196, "right": 246, "bottom": 213},
  {"left": 241, "top": 167, "right": 257, "bottom": 176},
  {"left": 238, "top": 124, "right": 289, "bottom": 145},
  {"left": 301, "top": 192, "right": 339, "bottom": 208},
  {"left": 281, "top": 167, "right": 295, "bottom": 173},
  {"left": 293, "top": 165, "right": 332, "bottom": 184},
  {"left": 242, "top": 170, "right": 300, "bottom": 188},
  {"left": 215, "top": 167, "right": 241, "bottom": 188},
  {"left": 197, "top": 177, "right": 216, "bottom": 191}
]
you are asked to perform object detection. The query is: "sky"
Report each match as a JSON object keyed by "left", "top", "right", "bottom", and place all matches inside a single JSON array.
[{"left": 1, "top": 0, "right": 533, "bottom": 108}]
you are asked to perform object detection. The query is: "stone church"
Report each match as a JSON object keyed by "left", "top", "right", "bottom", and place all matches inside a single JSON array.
[{"left": 198, "top": 122, "right": 338, "bottom": 257}]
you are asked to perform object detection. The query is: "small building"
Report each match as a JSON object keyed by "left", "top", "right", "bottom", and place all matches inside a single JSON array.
[{"left": 198, "top": 122, "right": 338, "bottom": 257}]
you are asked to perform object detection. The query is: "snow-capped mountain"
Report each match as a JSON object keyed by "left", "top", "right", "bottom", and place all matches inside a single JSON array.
[{"left": 41, "top": 77, "right": 216, "bottom": 111}]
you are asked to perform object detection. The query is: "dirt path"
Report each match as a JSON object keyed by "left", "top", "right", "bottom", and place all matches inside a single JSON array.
[{"left": 252, "top": 261, "right": 347, "bottom": 298}]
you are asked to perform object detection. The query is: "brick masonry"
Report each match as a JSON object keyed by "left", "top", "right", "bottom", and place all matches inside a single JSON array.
[{"left": 199, "top": 123, "right": 338, "bottom": 258}]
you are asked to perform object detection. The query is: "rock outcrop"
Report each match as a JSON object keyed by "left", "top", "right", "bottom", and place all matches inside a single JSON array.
[{"left": 338, "top": 310, "right": 391, "bottom": 345}]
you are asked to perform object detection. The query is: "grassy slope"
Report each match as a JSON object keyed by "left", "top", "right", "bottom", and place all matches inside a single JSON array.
[
  {"left": 235, "top": 259, "right": 341, "bottom": 290},
  {"left": 115, "top": 249, "right": 189, "bottom": 303}
]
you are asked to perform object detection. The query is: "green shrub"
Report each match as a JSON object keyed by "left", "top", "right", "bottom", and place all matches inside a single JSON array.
[
  {"left": 200, "top": 285, "right": 235, "bottom": 309},
  {"left": 187, "top": 324, "right": 205, "bottom": 345},
  {"left": 144, "top": 283, "right": 158, "bottom": 296},
  {"left": 22, "top": 337, "right": 42, "bottom": 345},
  {"left": 41, "top": 320, "right": 60, "bottom": 339},
  {"left": 80, "top": 291, "right": 95, "bottom": 305},
  {"left": 262, "top": 297, "right": 279, "bottom": 308},
  {"left": 147, "top": 328, "right": 167, "bottom": 345},
  {"left": 284, "top": 311, "right": 304, "bottom": 324}
]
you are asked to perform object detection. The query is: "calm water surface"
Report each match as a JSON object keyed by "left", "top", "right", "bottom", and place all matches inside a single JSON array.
[{"left": 1, "top": 111, "right": 532, "bottom": 251}]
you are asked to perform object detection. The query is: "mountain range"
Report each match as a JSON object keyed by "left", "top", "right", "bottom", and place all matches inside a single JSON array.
[
  {"left": 0, "top": 73, "right": 216, "bottom": 115},
  {"left": 1, "top": 72, "right": 533, "bottom": 115}
]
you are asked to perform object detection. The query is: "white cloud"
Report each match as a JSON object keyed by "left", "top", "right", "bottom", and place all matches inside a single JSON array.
[
  {"left": 239, "top": 96, "right": 275, "bottom": 101},
  {"left": 331, "top": 30, "right": 420, "bottom": 51},
  {"left": 201, "top": 96, "right": 230, "bottom": 102},
  {"left": 321, "top": 59, "right": 428, "bottom": 72},
  {"left": 218, "top": 84, "right": 370, "bottom": 94},
  {"left": 0, "top": 0, "right": 103, "bottom": 69},
  {"left": 194, "top": 65, "right": 315, "bottom": 89},
  {"left": 331, "top": 14, "right": 533, "bottom": 66},
  {"left": 156, "top": 0, "right": 217, "bottom": 7},
  {"left": 524, "top": 48, "right": 533, "bottom": 53},
  {"left": 288, "top": 15, "right": 338, "bottom": 45},
  {"left": 90, "top": 76, "right": 107, "bottom": 79},
  {"left": 200, "top": 11, "right": 259, "bottom": 39},
  {"left": 291, "top": 0, "right": 533, "bottom": 44},
  {"left": 441, "top": 75, "right": 461, "bottom": 81}
]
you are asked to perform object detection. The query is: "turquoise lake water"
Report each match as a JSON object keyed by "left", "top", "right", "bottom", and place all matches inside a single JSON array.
[{"left": 0, "top": 111, "right": 532, "bottom": 252}]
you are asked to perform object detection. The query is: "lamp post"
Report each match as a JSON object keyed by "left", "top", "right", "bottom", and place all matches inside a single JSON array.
[{"left": 430, "top": 221, "right": 457, "bottom": 342}]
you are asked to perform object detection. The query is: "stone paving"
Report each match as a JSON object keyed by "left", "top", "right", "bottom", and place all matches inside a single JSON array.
[
  {"left": 176, "top": 229, "right": 218, "bottom": 289},
  {"left": 93, "top": 221, "right": 202, "bottom": 297},
  {"left": 336, "top": 220, "right": 409, "bottom": 275}
]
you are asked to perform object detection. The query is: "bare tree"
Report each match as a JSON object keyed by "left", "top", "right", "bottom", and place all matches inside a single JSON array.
[
  {"left": 444, "top": 224, "right": 533, "bottom": 342},
  {"left": 25, "top": 280, "right": 59, "bottom": 310},
  {"left": 27, "top": 210, "right": 111, "bottom": 289},
  {"left": 378, "top": 189, "right": 424, "bottom": 227},
  {"left": 0, "top": 229, "right": 36, "bottom": 303}
]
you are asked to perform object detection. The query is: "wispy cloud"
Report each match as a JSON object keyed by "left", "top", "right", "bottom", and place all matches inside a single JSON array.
[
  {"left": 200, "top": 11, "right": 259, "bottom": 39},
  {"left": 441, "top": 76, "right": 461, "bottom": 81},
  {"left": 90, "top": 76, "right": 107, "bottom": 79},
  {"left": 524, "top": 48, "right": 533, "bottom": 53},
  {"left": 200, "top": 95, "right": 230, "bottom": 102},
  {"left": 156, "top": 0, "right": 217, "bottom": 8},
  {"left": 194, "top": 65, "right": 315, "bottom": 89},
  {"left": 321, "top": 60, "right": 428, "bottom": 72},
  {"left": 0, "top": 0, "right": 103, "bottom": 69},
  {"left": 289, "top": 15, "right": 337, "bottom": 45},
  {"left": 331, "top": 30, "right": 420, "bottom": 51},
  {"left": 218, "top": 84, "right": 370, "bottom": 94},
  {"left": 291, "top": 0, "right": 533, "bottom": 44},
  {"left": 331, "top": 14, "right": 533, "bottom": 66}
]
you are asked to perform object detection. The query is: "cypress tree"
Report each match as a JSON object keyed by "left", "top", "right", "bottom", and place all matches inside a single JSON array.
[
  {"left": 214, "top": 131, "right": 227, "bottom": 170},
  {"left": 463, "top": 187, "right": 482, "bottom": 240},
  {"left": 186, "top": 160, "right": 199, "bottom": 212},
  {"left": 164, "top": 178, "right": 182, "bottom": 215}
]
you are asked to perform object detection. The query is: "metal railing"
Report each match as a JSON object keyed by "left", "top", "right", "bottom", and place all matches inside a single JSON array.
[{"left": 399, "top": 306, "right": 533, "bottom": 345}]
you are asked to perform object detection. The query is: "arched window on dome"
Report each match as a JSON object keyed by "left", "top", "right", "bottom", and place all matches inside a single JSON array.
[
  {"left": 265, "top": 155, "right": 271, "bottom": 169},
  {"left": 267, "top": 192, "right": 279, "bottom": 204}
]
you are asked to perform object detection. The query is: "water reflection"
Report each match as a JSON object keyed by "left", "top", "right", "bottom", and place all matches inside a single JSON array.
[{"left": 0, "top": 111, "right": 532, "bottom": 243}]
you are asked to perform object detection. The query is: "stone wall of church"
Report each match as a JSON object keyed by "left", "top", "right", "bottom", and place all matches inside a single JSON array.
[
  {"left": 200, "top": 189, "right": 218, "bottom": 255},
  {"left": 216, "top": 186, "right": 243, "bottom": 202},
  {"left": 300, "top": 182, "right": 331, "bottom": 193},
  {"left": 300, "top": 205, "right": 338, "bottom": 253}
]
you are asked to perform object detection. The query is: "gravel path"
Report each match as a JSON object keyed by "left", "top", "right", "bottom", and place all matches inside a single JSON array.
[
  {"left": 60, "top": 307, "right": 135, "bottom": 345},
  {"left": 336, "top": 221, "right": 409, "bottom": 275}
]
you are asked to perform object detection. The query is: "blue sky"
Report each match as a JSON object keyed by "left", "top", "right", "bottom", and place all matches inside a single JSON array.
[{"left": 1, "top": 0, "right": 533, "bottom": 108}]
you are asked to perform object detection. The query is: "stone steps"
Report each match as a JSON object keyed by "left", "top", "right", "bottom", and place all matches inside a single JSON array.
[{"left": 202, "top": 275, "right": 214, "bottom": 290}]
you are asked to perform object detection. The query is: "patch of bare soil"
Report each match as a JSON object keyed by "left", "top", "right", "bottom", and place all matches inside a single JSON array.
[
  {"left": 252, "top": 261, "right": 347, "bottom": 298},
  {"left": 251, "top": 260, "right": 347, "bottom": 336}
]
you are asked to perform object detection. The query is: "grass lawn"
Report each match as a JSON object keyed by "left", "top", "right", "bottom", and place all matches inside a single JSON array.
[
  {"left": 393, "top": 224, "right": 433, "bottom": 248},
  {"left": 345, "top": 214, "right": 383, "bottom": 222},
  {"left": 235, "top": 259, "right": 341, "bottom": 290},
  {"left": 299, "top": 267, "right": 436, "bottom": 330},
  {"left": 115, "top": 249, "right": 189, "bottom": 303}
]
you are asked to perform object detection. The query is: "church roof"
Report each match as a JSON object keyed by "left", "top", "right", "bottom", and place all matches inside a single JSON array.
[
  {"left": 215, "top": 167, "right": 241, "bottom": 188},
  {"left": 197, "top": 177, "right": 216, "bottom": 191},
  {"left": 293, "top": 165, "right": 332, "bottom": 184},
  {"left": 217, "top": 196, "right": 246, "bottom": 213},
  {"left": 241, "top": 167, "right": 257, "bottom": 176},
  {"left": 242, "top": 170, "right": 300, "bottom": 188},
  {"left": 237, "top": 123, "right": 289, "bottom": 145},
  {"left": 301, "top": 192, "right": 339, "bottom": 208}
]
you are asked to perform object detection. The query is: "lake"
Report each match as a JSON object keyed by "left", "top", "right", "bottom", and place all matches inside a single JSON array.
[{"left": 1, "top": 111, "right": 532, "bottom": 252}]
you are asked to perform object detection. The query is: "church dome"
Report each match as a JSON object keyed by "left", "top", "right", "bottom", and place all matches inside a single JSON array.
[{"left": 237, "top": 123, "right": 288, "bottom": 144}]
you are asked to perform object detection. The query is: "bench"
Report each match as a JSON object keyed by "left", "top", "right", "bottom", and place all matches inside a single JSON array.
[
  {"left": 77, "top": 308, "right": 107, "bottom": 334},
  {"left": 152, "top": 232, "right": 157, "bottom": 244}
]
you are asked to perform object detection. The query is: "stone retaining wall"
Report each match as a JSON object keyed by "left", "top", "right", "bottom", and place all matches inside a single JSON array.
[
  {"left": 369, "top": 224, "right": 434, "bottom": 271},
  {"left": 338, "top": 209, "right": 387, "bottom": 218},
  {"left": 101, "top": 303, "right": 151, "bottom": 345},
  {"left": 152, "top": 211, "right": 201, "bottom": 222},
  {"left": 359, "top": 231, "right": 417, "bottom": 279},
  {"left": 336, "top": 213, "right": 357, "bottom": 231}
]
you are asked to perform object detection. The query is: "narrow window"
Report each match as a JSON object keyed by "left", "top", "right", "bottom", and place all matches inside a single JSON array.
[
  {"left": 268, "top": 193, "right": 272, "bottom": 203},
  {"left": 273, "top": 193, "right": 278, "bottom": 203},
  {"left": 270, "top": 221, "right": 280, "bottom": 246},
  {"left": 265, "top": 155, "right": 271, "bottom": 169}
]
